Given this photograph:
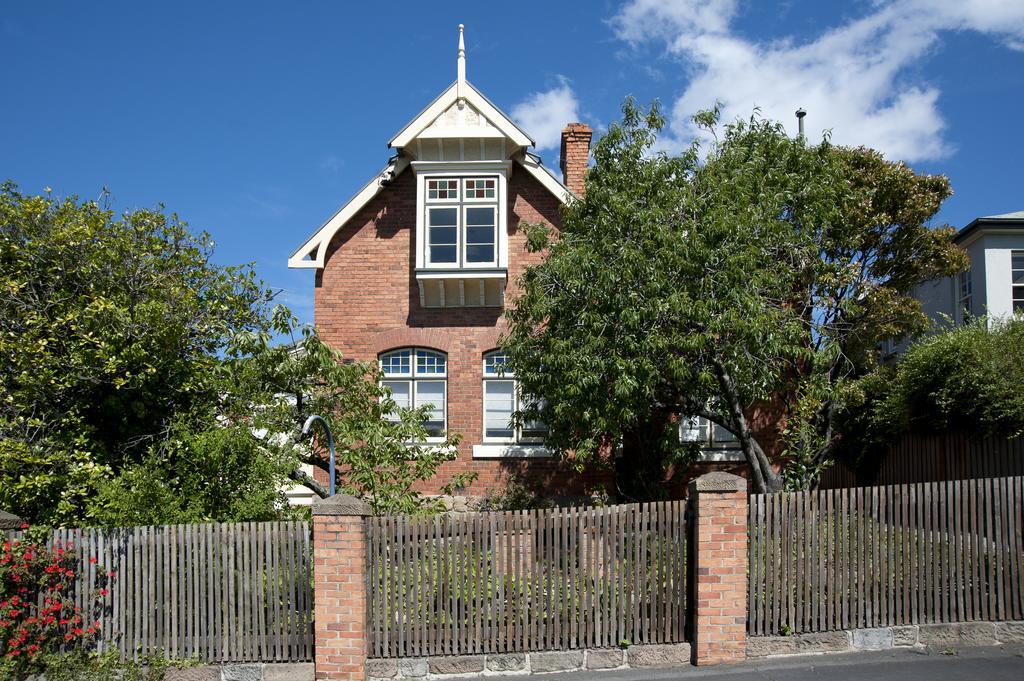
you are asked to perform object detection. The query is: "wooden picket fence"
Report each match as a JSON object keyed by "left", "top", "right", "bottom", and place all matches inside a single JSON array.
[
  {"left": 820, "top": 433, "right": 1024, "bottom": 489},
  {"left": 367, "top": 502, "right": 689, "bottom": 658},
  {"left": 748, "top": 477, "right": 1024, "bottom": 636},
  {"left": 5, "top": 521, "right": 313, "bottom": 662}
]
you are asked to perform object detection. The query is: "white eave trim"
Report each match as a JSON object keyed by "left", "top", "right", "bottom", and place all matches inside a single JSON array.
[
  {"left": 411, "top": 160, "right": 513, "bottom": 172},
  {"left": 288, "top": 85, "right": 576, "bottom": 272},
  {"left": 389, "top": 81, "right": 533, "bottom": 150},
  {"left": 287, "top": 157, "right": 411, "bottom": 269},
  {"left": 417, "top": 125, "right": 506, "bottom": 139},
  {"left": 517, "top": 152, "right": 574, "bottom": 205},
  {"left": 288, "top": 153, "right": 571, "bottom": 271}
]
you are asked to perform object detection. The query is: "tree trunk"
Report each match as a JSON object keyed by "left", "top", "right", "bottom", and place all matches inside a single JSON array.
[
  {"left": 616, "top": 409, "right": 676, "bottom": 501},
  {"left": 742, "top": 435, "right": 784, "bottom": 493},
  {"left": 712, "top": 358, "right": 785, "bottom": 493}
]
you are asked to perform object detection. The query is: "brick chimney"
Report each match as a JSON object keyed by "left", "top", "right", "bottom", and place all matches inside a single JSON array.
[{"left": 559, "top": 123, "right": 592, "bottom": 197}]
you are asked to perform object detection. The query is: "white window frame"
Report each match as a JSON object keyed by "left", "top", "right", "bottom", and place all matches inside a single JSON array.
[
  {"left": 1012, "top": 251, "right": 1024, "bottom": 314},
  {"left": 958, "top": 268, "right": 973, "bottom": 323},
  {"left": 680, "top": 416, "right": 742, "bottom": 450},
  {"left": 462, "top": 204, "right": 498, "bottom": 268},
  {"left": 414, "top": 162, "right": 510, "bottom": 272},
  {"left": 380, "top": 348, "right": 447, "bottom": 442},
  {"left": 425, "top": 205, "right": 460, "bottom": 267},
  {"left": 425, "top": 177, "right": 461, "bottom": 203},
  {"left": 463, "top": 177, "right": 498, "bottom": 202},
  {"left": 480, "top": 351, "right": 548, "bottom": 448},
  {"left": 680, "top": 416, "right": 745, "bottom": 462}
]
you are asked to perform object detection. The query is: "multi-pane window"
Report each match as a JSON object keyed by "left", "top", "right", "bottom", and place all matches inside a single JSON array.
[
  {"left": 427, "top": 207, "right": 458, "bottom": 264},
  {"left": 482, "top": 351, "right": 547, "bottom": 443},
  {"left": 380, "top": 348, "right": 447, "bottom": 438},
  {"left": 427, "top": 179, "right": 459, "bottom": 200},
  {"left": 1013, "top": 251, "right": 1024, "bottom": 314},
  {"left": 465, "top": 207, "right": 496, "bottom": 263},
  {"left": 681, "top": 416, "right": 740, "bottom": 449},
  {"left": 959, "top": 269, "right": 973, "bottom": 322},
  {"left": 424, "top": 176, "right": 498, "bottom": 267},
  {"left": 465, "top": 178, "right": 495, "bottom": 199}
]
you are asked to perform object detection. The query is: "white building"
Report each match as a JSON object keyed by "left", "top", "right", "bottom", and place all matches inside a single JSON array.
[{"left": 887, "top": 211, "right": 1024, "bottom": 357}]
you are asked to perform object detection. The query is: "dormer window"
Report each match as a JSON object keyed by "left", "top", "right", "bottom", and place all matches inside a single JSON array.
[
  {"left": 414, "top": 162, "right": 511, "bottom": 308},
  {"left": 424, "top": 176, "right": 498, "bottom": 268},
  {"left": 287, "top": 24, "right": 577, "bottom": 274}
]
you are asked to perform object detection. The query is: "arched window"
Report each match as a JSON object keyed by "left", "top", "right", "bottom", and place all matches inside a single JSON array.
[
  {"left": 379, "top": 348, "right": 447, "bottom": 438},
  {"left": 482, "top": 351, "right": 547, "bottom": 443}
]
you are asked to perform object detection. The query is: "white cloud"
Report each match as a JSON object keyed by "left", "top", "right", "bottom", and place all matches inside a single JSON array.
[
  {"left": 610, "top": 0, "right": 1024, "bottom": 162},
  {"left": 511, "top": 77, "right": 581, "bottom": 152}
]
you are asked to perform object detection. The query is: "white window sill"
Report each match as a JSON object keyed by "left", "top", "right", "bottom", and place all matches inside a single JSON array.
[
  {"left": 404, "top": 442, "right": 459, "bottom": 459},
  {"left": 473, "top": 444, "right": 552, "bottom": 459},
  {"left": 415, "top": 268, "right": 507, "bottom": 279},
  {"left": 697, "top": 448, "right": 745, "bottom": 462}
]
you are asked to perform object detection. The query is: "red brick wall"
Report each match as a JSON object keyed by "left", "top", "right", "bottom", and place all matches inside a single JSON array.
[{"left": 314, "top": 165, "right": 611, "bottom": 498}]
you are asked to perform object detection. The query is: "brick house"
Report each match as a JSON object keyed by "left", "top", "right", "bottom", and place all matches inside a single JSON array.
[
  {"left": 289, "top": 27, "right": 745, "bottom": 501},
  {"left": 288, "top": 27, "right": 613, "bottom": 500}
]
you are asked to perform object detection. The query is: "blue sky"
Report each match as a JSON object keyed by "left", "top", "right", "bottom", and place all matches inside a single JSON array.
[{"left": 4, "top": 1, "right": 1023, "bottom": 326}]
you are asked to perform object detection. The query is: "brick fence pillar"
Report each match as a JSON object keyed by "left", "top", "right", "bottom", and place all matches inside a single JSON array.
[
  {"left": 689, "top": 471, "right": 748, "bottom": 665},
  {"left": 313, "top": 494, "right": 373, "bottom": 681}
]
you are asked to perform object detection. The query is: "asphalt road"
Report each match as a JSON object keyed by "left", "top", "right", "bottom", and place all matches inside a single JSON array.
[{"left": 494, "top": 646, "right": 1024, "bottom": 681}]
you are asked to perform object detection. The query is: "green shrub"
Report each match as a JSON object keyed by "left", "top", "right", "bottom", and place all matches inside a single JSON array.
[
  {"left": 835, "top": 317, "right": 1024, "bottom": 473},
  {"left": 471, "top": 481, "right": 556, "bottom": 512},
  {"left": 879, "top": 317, "right": 1024, "bottom": 438},
  {"left": 16, "top": 649, "right": 193, "bottom": 681}
]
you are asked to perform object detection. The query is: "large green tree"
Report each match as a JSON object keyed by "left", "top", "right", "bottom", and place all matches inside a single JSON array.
[
  {"left": 0, "top": 183, "right": 272, "bottom": 522},
  {"left": 0, "top": 184, "right": 466, "bottom": 525},
  {"left": 502, "top": 102, "right": 965, "bottom": 496}
]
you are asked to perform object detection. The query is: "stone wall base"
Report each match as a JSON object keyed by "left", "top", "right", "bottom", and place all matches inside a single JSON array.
[
  {"left": 164, "top": 662, "right": 314, "bottom": 681},
  {"left": 747, "top": 620, "right": 1024, "bottom": 658},
  {"left": 367, "top": 643, "right": 691, "bottom": 680}
]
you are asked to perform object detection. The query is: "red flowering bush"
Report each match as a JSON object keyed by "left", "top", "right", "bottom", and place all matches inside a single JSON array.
[{"left": 0, "top": 525, "right": 108, "bottom": 678}]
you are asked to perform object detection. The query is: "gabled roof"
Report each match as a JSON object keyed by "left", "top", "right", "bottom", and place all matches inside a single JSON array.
[
  {"left": 288, "top": 24, "right": 572, "bottom": 270},
  {"left": 388, "top": 80, "right": 534, "bottom": 150},
  {"left": 955, "top": 210, "right": 1024, "bottom": 245},
  {"left": 288, "top": 156, "right": 410, "bottom": 269}
]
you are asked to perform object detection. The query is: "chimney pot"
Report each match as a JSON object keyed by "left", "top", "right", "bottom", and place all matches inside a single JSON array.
[{"left": 559, "top": 123, "right": 592, "bottom": 198}]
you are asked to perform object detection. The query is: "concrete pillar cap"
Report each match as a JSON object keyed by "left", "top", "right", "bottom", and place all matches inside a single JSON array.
[
  {"left": 0, "top": 510, "right": 24, "bottom": 529},
  {"left": 312, "top": 493, "right": 374, "bottom": 517},
  {"left": 689, "top": 471, "right": 747, "bottom": 493}
]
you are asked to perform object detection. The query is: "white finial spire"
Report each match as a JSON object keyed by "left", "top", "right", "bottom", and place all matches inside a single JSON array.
[{"left": 457, "top": 24, "right": 466, "bottom": 100}]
